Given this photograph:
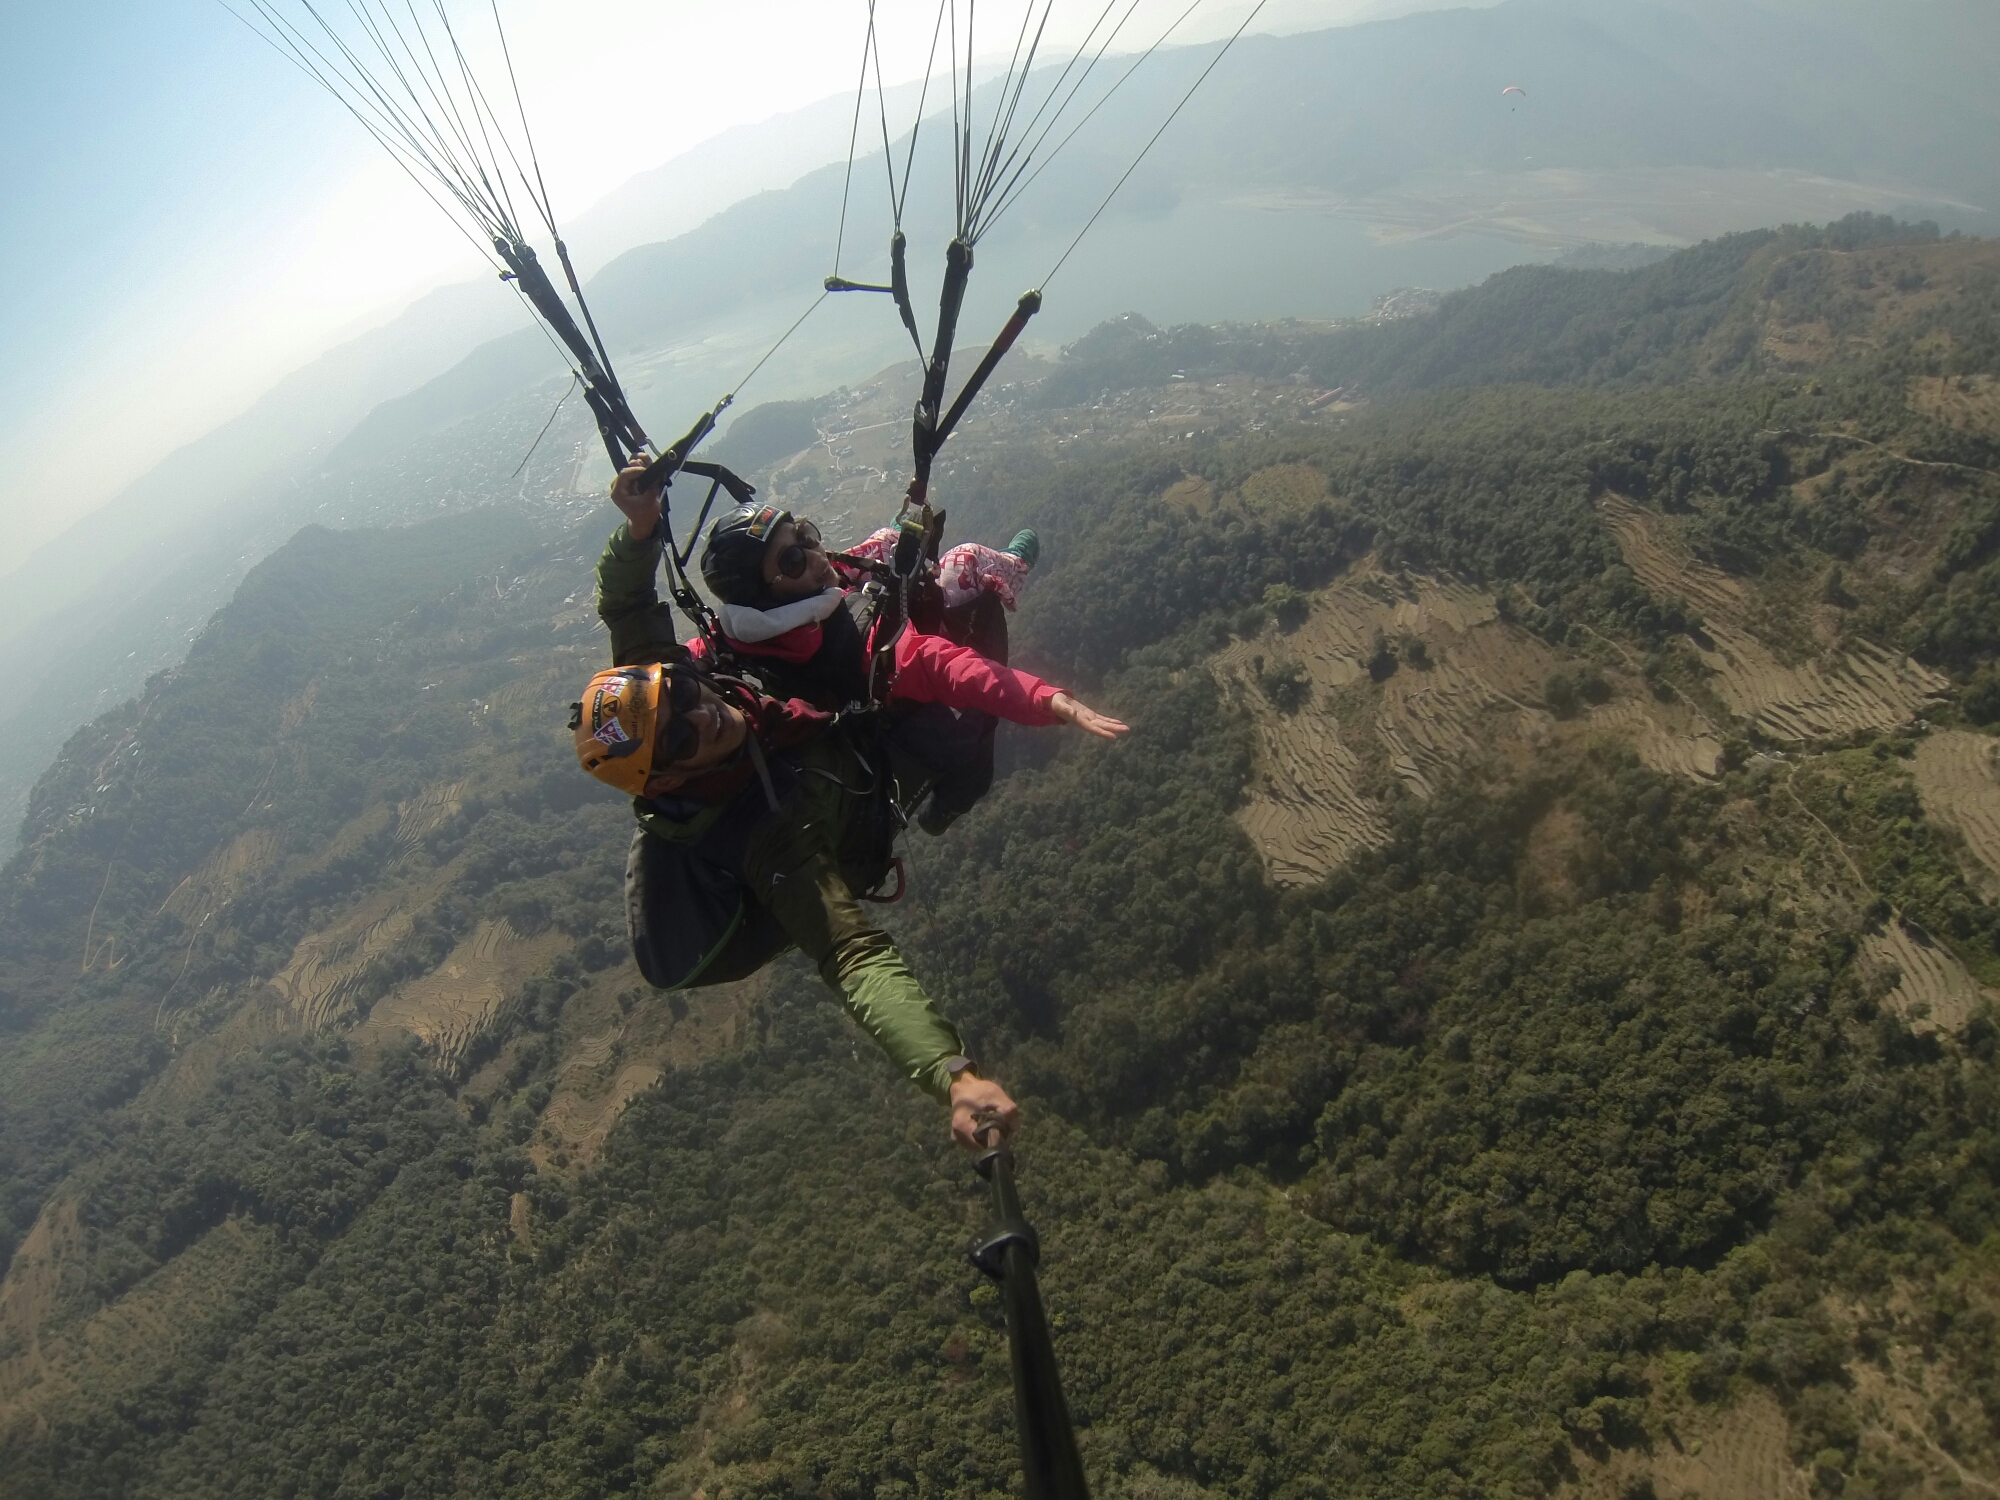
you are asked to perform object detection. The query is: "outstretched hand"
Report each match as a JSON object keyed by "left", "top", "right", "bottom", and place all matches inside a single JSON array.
[
  {"left": 950, "top": 1072, "right": 1020, "bottom": 1151},
  {"left": 1048, "top": 692, "right": 1130, "bottom": 741},
  {"left": 609, "top": 451, "right": 662, "bottom": 541}
]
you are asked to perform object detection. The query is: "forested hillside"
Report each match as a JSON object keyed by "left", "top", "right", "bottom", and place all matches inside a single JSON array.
[{"left": 2, "top": 216, "right": 1999, "bottom": 1499}]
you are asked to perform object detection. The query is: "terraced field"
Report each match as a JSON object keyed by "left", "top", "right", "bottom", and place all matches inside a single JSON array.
[
  {"left": 1864, "top": 918, "right": 1990, "bottom": 1034},
  {"left": 1599, "top": 497, "right": 1948, "bottom": 740},
  {"left": 391, "top": 780, "right": 465, "bottom": 863},
  {"left": 1212, "top": 558, "right": 1721, "bottom": 885},
  {"left": 540, "top": 1056, "right": 668, "bottom": 1166},
  {"left": 1583, "top": 699, "right": 1724, "bottom": 779},
  {"left": 1219, "top": 494, "right": 1953, "bottom": 889},
  {"left": 159, "top": 826, "right": 280, "bottom": 925},
  {"left": 1558, "top": 1389, "right": 1812, "bottom": 1500},
  {"left": 268, "top": 897, "right": 417, "bottom": 1032},
  {"left": 1913, "top": 730, "right": 2000, "bottom": 889},
  {"left": 1209, "top": 567, "right": 1509, "bottom": 884},
  {"left": 537, "top": 979, "right": 763, "bottom": 1166},
  {"left": 357, "top": 918, "right": 568, "bottom": 1066}
]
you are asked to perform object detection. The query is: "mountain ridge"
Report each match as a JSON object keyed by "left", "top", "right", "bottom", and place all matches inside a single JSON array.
[{"left": 4, "top": 0, "right": 1993, "bottom": 857}]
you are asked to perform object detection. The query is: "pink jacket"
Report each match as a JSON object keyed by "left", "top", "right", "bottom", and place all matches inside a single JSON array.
[
  {"left": 687, "top": 625, "right": 1063, "bottom": 726},
  {"left": 886, "top": 628, "right": 1063, "bottom": 725}
]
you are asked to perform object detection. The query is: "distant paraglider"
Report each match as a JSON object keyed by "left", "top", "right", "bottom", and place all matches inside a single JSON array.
[{"left": 1502, "top": 84, "right": 1527, "bottom": 112}]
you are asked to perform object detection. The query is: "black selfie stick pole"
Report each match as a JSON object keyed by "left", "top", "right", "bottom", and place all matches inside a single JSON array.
[{"left": 971, "top": 1128, "right": 1091, "bottom": 1500}]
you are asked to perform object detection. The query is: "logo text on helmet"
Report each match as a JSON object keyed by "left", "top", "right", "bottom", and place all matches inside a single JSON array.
[{"left": 590, "top": 684, "right": 620, "bottom": 732}]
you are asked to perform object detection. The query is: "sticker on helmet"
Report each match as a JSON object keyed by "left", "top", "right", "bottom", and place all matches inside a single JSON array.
[{"left": 593, "top": 718, "right": 629, "bottom": 747}]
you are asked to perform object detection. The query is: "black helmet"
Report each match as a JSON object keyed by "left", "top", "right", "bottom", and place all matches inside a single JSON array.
[{"left": 700, "top": 502, "right": 791, "bottom": 607}]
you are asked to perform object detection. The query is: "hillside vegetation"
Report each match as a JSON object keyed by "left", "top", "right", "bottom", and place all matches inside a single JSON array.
[
  {"left": 11, "top": 0, "right": 2000, "bottom": 865},
  {"left": 2, "top": 216, "right": 1999, "bottom": 1500}
]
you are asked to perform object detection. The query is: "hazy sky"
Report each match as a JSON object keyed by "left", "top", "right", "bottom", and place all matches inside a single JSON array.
[{"left": 0, "top": 0, "right": 1435, "bottom": 567}]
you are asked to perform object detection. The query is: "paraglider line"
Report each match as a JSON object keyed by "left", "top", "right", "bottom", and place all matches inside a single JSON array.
[
  {"left": 896, "top": 0, "right": 951, "bottom": 225},
  {"left": 372, "top": 4, "right": 497, "bottom": 215},
  {"left": 488, "top": 0, "right": 564, "bottom": 237},
  {"left": 964, "top": 0, "right": 1053, "bottom": 236},
  {"left": 971, "top": 0, "right": 1143, "bottom": 235},
  {"left": 248, "top": 0, "right": 505, "bottom": 238},
  {"left": 983, "top": 0, "right": 1190, "bottom": 234},
  {"left": 955, "top": 1, "right": 973, "bottom": 231},
  {"left": 430, "top": 3, "right": 534, "bottom": 234},
  {"left": 727, "top": 289, "right": 831, "bottom": 405},
  {"left": 227, "top": 0, "right": 662, "bottom": 477},
  {"left": 1041, "top": 0, "right": 1269, "bottom": 290},
  {"left": 867, "top": 4, "right": 900, "bottom": 213},
  {"left": 219, "top": 0, "right": 505, "bottom": 270},
  {"left": 422, "top": 2, "right": 635, "bottom": 428},
  {"left": 513, "top": 373, "right": 579, "bottom": 478},
  {"left": 832, "top": 4, "right": 877, "bottom": 276},
  {"left": 316, "top": 1, "right": 503, "bottom": 229}
]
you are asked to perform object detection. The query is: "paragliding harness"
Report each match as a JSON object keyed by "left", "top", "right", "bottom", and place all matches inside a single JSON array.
[
  {"left": 625, "top": 682, "right": 794, "bottom": 993},
  {"left": 625, "top": 666, "right": 917, "bottom": 993}
]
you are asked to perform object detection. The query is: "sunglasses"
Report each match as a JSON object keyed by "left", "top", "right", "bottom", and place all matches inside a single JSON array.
[
  {"left": 654, "top": 665, "right": 707, "bottom": 768},
  {"left": 775, "top": 518, "right": 824, "bottom": 579}
]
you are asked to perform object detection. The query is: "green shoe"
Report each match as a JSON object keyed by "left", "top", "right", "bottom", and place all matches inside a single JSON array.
[{"left": 1004, "top": 528, "right": 1040, "bottom": 569}]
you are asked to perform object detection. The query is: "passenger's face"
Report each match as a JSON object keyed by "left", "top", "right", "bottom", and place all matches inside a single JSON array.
[{"left": 762, "top": 518, "right": 835, "bottom": 600}]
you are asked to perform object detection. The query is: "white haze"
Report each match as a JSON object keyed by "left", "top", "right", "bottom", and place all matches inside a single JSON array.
[{"left": 0, "top": 0, "right": 1439, "bottom": 571}]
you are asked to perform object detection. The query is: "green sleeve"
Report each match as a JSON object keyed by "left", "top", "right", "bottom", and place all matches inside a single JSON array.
[
  {"left": 594, "top": 522, "right": 684, "bottom": 665},
  {"left": 741, "top": 809, "right": 965, "bottom": 1104}
]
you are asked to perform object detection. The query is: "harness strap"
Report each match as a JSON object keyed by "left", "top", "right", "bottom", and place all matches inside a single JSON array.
[
  {"left": 890, "top": 230, "right": 923, "bottom": 359},
  {"left": 935, "top": 289, "right": 1041, "bottom": 449},
  {"left": 865, "top": 604, "right": 908, "bottom": 707},
  {"left": 910, "top": 237, "right": 974, "bottom": 491},
  {"left": 744, "top": 731, "right": 782, "bottom": 813},
  {"left": 654, "top": 458, "right": 756, "bottom": 652}
]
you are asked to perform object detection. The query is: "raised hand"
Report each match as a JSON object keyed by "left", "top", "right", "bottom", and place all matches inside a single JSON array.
[{"left": 609, "top": 452, "right": 663, "bottom": 541}]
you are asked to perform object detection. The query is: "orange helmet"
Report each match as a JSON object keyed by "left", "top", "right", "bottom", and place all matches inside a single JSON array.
[{"left": 571, "top": 665, "right": 662, "bottom": 794}]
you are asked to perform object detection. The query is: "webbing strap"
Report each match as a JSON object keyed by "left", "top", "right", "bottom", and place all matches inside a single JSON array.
[
  {"left": 911, "top": 237, "right": 975, "bottom": 490},
  {"left": 936, "top": 289, "right": 1041, "bottom": 448},
  {"left": 496, "top": 236, "right": 648, "bottom": 466},
  {"left": 652, "top": 459, "right": 755, "bottom": 649},
  {"left": 744, "top": 731, "right": 782, "bottom": 813}
]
